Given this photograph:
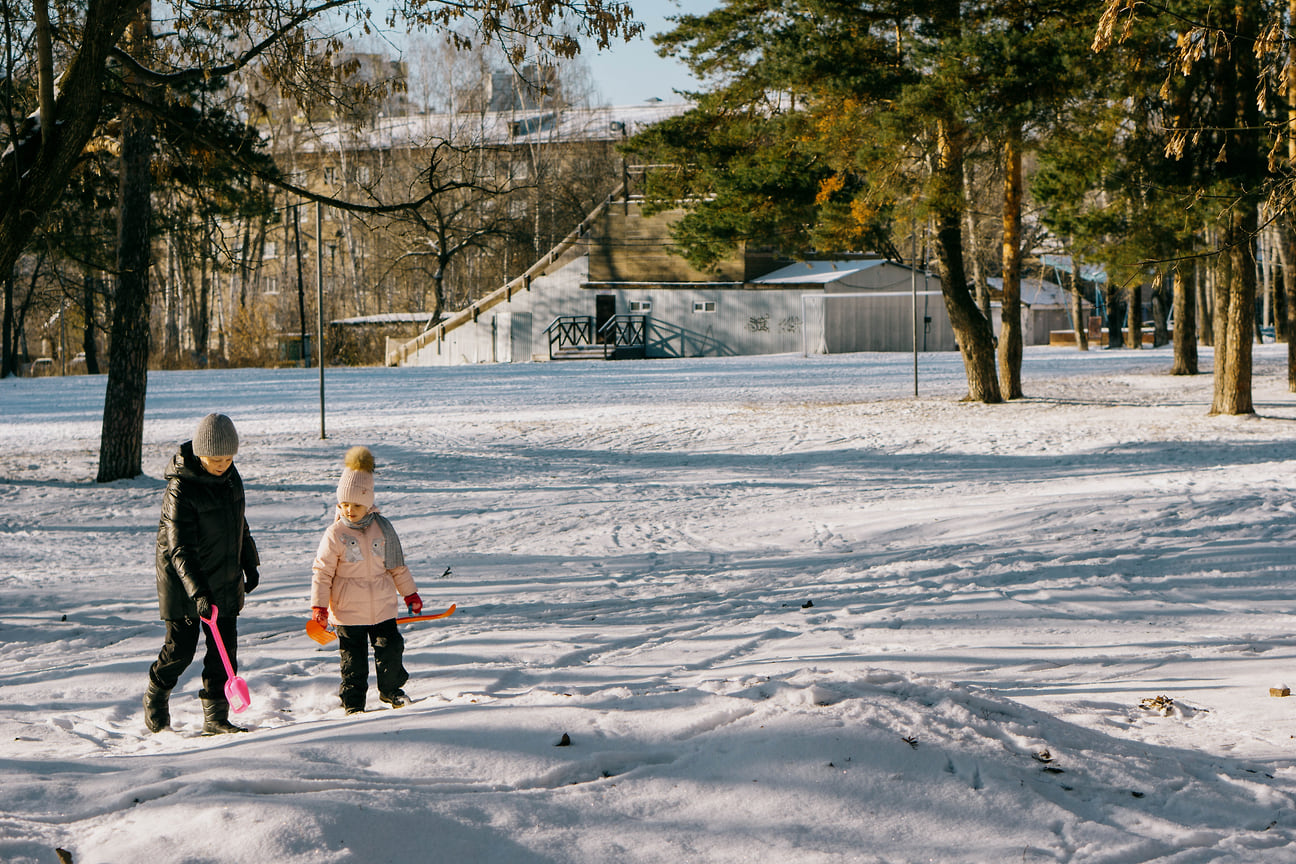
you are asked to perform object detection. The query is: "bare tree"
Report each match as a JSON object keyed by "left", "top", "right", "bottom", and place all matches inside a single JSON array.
[{"left": 0, "top": 0, "right": 640, "bottom": 479}]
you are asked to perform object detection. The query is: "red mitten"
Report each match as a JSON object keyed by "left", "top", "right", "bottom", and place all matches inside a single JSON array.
[
  {"left": 404, "top": 593, "right": 423, "bottom": 615},
  {"left": 311, "top": 606, "right": 330, "bottom": 627}
]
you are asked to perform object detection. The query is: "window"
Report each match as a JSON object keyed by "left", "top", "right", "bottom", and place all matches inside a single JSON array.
[
  {"left": 629, "top": 300, "right": 652, "bottom": 313},
  {"left": 262, "top": 241, "right": 277, "bottom": 261},
  {"left": 323, "top": 166, "right": 338, "bottom": 185},
  {"left": 693, "top": 300, "right": 717, "bottom": 313}
]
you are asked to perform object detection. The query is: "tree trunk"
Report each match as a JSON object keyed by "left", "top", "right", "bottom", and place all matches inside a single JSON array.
[
  {"left": 10, "top": 260, "right": 42, "bottom": 370},
  {"left": 1260, "top": 224, "right": 1274, "bottom": 341},
  {"left": 934, "top": 117, "right": 1000, "bottom": 403},
  {"left": 1210, "top": 211, "right": 1256, "bottom": 414},
  {"left": 1275, "top": 222, "right": 1290, "bottom": 344},
  {"left": 82, "top": 272, "right": 101, "bottom": 374},
  {"left": 1287, "top": 0, "right": 1296, "bottom": 387},
  {"left": 32, "top": 0, "right": 56, "bottom": 148},
  {"left": 1208, "top": 0, "right": 1259, "bottom": 415},
  {"left": 1171, "top": 260, "right": 1198, "bottom": 374},
  {"left": 190, "top": 218, "right": 212, "bottom": 367},
  {"left": 998, "top": 128, "right": 1024, "bottom": 398},
  {"left": 432, "top": 256, "right": 449, "bottom": 325},
  {"left": 294, "top": 204, "right": 309, "bottom": 367},
  {"left": 1104, "top": 280, "right": 1123, "bottom": 348},
  {"left": 1125, "top": 282, "right": 1143, "bottom": 349},
  {"left": 1198, "top": 255, "right": 1213, "bottom": 345},
  {"left": 963, "top": 161, "right": 988, "bottom": 317},
  {"left": 1066, "top": 267, "right": 1088, "bottom": 351},
  {"left": 1211, "top": 243, "right": 1231, "bottom": 388},
  {"left": 163, "top": 237, "right": 180, "bottom": 365},
  {"left": 97, "top": 3, "right": 154, "bottom": 483},
  {"left": 2, "top": 268, "right": 14, "bottom": 377},
  {"left": 1150, "top": 271, "right": 1171, "bottom": 347},
  {"left": 1283, "top": 220, "right": 1296, "bottom": 391}
]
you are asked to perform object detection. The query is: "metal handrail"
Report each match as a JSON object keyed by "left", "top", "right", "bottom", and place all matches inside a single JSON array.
[
  {"left": 545, "top": 316, "right": 605, "bottom": 359},
  {"left": 597, "top": 315, "right": 648, "bottom": 349},
  {"left": 544, "top": 314, "right": 648, "bottom": 359}
]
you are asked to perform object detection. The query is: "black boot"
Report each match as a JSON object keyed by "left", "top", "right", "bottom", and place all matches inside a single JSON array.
[
  {"left": 201, "top": 697, "right": 248, "bottom": 734},
  {"left": 380, "top": 689, "right": 410, "bottom": 708},
  {"left": 143, "top": 682, "right": 171, "bottom": 733}
]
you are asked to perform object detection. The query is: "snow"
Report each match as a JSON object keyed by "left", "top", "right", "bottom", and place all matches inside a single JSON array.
[{"left": 4, "top": 344, "right": 1296, "bottom": 863}]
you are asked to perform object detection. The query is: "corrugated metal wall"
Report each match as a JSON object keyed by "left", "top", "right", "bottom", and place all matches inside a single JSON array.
[
  {"left": 816, "top": 292, "right": 957, "bottom": 353},
  {"left": 627, "top": 289, "right": 806, "bottom": 357}
]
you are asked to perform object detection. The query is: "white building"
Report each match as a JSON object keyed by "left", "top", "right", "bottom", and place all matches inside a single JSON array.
[{"left": 387, "top": 200, "right": 957, "bottom": 366}]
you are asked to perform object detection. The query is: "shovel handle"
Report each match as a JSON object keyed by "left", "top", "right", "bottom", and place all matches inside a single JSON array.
[
  {"left": 199, "top": 604, "right": 236, "bottom": 681},
  {"left": 201, "top": 604, "right": 251, "bottom": 712}
]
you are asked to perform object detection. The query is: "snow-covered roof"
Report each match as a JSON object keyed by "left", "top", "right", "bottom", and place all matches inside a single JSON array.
[
  {"left": 986, "top": 276, "right": 1069, "bottom": 307},
  {"left": 749, "top": 259, "right": 892, "bottom": 286},
  {"left": 332, "top": 312, "right": 431, "bottom": 326},
  {"left": 296, "top": 102, "right": 692, "bottom": 153}
]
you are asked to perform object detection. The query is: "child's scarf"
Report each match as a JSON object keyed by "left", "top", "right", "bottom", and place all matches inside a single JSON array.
[{"left": 340, "top": 508, "right": 405, "bottom": 569}]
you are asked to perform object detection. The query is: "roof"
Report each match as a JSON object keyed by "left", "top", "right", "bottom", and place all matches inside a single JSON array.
[
  {"left": 296, "top": 102, "right": 693, "bottom": 153},
  {"left": 749, "top": 259, "right": 893, "bottom": 286},
  {"left": 331, "top": 313, "right": 431, "bottom": 326},
  {"left": 986, "top": 277, "right": 1069, "bottom": 307},
  {"left": 1039, "top": 254, "right": 1108, "bottom": 285}
]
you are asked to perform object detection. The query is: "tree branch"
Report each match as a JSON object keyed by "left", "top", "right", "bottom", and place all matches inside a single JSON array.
[{"left": 107, "top": 0, "right": 356, "bottom": 86}]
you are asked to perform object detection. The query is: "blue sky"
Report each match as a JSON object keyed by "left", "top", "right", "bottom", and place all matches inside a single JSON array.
[
  {"left": 355, "top": 1, "right": 714, "bottom": 109},
  {"left": 583, "top": 1, "right": 711, "bottom": 105}
]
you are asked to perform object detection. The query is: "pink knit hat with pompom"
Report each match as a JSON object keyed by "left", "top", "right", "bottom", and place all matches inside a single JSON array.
[{"left": 336, "top": 446, "right": 375, "bottom": 507}]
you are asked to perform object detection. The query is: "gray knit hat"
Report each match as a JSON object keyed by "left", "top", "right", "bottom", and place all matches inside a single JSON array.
[{"left": 193, "top": 413, "right": 239, "bottom": 458}]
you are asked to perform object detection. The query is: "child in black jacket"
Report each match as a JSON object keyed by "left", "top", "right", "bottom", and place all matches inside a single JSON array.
[{"left": 144, "top": 413, "right": 261, "bottom": 734}]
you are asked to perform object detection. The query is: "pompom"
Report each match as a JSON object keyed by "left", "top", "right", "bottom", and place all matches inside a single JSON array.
[{"left": 344, "top": 445, "right": 374, "bottom": 473}]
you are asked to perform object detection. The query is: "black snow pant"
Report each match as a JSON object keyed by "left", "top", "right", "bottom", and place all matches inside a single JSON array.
[
  {"left": 148, "top": 615, "right": 238, "bottom": 701},
  {"left": 335, "top": 617, "right": 407, "bottom": 710}
]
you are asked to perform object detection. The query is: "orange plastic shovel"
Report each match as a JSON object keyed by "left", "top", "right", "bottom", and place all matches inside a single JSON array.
[{"left": 306, "top": 604, "right": 457, "bottom": 645}]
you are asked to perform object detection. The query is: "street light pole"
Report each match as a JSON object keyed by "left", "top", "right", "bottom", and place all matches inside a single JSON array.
[
  {"left": 911, "top": 229, "right": 918, "bottom": 397},
  {"left": 316, "top": 200, "right": 326, "bottom": 439}
]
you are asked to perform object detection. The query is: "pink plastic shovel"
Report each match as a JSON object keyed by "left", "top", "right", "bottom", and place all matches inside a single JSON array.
[{"left": 198, "top": 603, "right": 251, "bottom": 713}]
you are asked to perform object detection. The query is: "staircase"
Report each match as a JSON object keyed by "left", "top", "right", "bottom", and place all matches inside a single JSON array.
[
  {"left": 544, "top": 315, "right": 647, "bottom": 360},
  {"left": 550, "top": 343, "right": 614, "bottom": 361}
]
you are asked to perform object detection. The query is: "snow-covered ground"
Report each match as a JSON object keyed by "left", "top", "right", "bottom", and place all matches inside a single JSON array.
[{"left": 4, "top": 345, "right": 1296, "bottom": 863}]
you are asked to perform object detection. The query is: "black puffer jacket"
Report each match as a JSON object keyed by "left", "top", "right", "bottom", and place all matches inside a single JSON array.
[{"left": 155, "top": 441, "right": 260, "bottom": 621}]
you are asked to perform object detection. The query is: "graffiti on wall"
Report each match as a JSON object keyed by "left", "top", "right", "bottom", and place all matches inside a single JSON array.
[{"left": 747, "top": 314, "right": 801, "bottom": 335}]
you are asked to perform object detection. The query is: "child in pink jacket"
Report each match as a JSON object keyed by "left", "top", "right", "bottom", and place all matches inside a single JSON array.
[{"left": 311, "top": 446, "right": 422, "bottom": 714}]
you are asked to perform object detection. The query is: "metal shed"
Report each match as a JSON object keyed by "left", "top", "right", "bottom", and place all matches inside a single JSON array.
[
  {"left": 751, "top": 260, "right": 957, "bottom": 353},
  {"left": 986, "top": 276, "right": 1076, "bottom": 346}
]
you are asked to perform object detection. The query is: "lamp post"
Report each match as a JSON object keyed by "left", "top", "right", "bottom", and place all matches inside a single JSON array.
[
  {"left": 911, "top": 229, "right": 918, "bottom": 397},
  {"left": 316, "top": 200, "right": 326, "bottom": 440}
]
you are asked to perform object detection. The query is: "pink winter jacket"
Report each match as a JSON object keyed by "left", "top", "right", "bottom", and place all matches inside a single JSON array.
[{"left": 310, "top": 513, "right": 417, "bottom": 626}]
